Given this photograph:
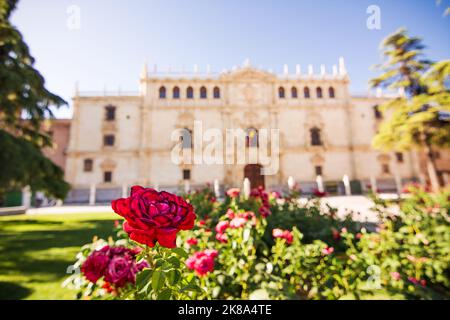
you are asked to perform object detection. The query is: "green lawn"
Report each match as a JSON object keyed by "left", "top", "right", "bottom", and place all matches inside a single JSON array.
[{"left": 0, "top": 212, "right": 117, "bottom": 300}]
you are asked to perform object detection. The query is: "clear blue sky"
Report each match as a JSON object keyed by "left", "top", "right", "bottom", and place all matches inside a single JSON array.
[{"left": 11, "top": 0, "right": 450, "bottom": 118}]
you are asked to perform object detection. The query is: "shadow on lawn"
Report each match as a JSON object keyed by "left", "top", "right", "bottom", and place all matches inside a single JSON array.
[
  {"left": 0, "top": 282, "right": 32, "bottom": 300},
  {"left": 0, "top": 219, "right": 116, "bottom": 300}
]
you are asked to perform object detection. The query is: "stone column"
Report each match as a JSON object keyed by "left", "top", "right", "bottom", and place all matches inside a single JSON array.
[
  {"left": 343, "top": 174, "right": 351, "bottom": 196},
  {"left": 89, "top": 183, "right": 96, "bottom": 206},
  {"left": 22, "top": 186, "right": 31, "bottom": 208},
  {"left": 122, "top": 183, "right": 129, "bottom": 198},
  {"left": 370, "top": 176, "right": 378, "bottom": 194}
]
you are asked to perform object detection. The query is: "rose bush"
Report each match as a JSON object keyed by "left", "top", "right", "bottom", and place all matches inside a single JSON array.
[{"left": 65, "top": 184, "right": 450, "bottom": 300}]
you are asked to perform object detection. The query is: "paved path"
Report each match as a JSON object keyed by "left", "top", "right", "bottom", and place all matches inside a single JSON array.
[
  {"left": 9, "top": 194, "right": 400, "bottom": 222},
  {"left": 26, "top": 205, "right": 113, "bottom": 215}
]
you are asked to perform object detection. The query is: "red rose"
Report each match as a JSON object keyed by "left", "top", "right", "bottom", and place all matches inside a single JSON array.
[
  {"left": 331, "top": 228, "right": 340, "bottom": 240},
  {"left": 81, "top": 245, "right": 148, "bottom": 288},
  {"left": 102, "top": 282, "right": 116, "bottom": 294},
  {"left": 186, "top": 237, "right": 198, "bottom": 246},
  {"left": 104, "top": 256, "right": 136, "bottom": 288},
  {"left": 81, "top": 246, "right": 111, "bottom": 283},
  {"left": 111, "top": 186, "right": 196, "bottom": 248},
  {"left": 313, "top": 189, "right": 327, "bottom": 197},
  {"left": 259, "top": 206, "right": 271, "bottom": 218}
]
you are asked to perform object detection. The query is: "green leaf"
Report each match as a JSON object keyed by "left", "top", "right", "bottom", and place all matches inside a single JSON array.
[
  {"left": 167, "top": 256, "right": 181, "bottom": 268},
  {"left": 151, "top": 270, "right": 166, "bottom": 291},
  {"left": 136, "top": 268, "right": 152, "bottom": 291},
  {"left": 181, "top": 284, "right": 203, "bottom": 293},
  {"left": 157, "top": 288, "right": 172, "bottom": 300},
  {"left": 154, "top": 258, "right": 164, "bottom": 268},
  {"left": 171, "top": 247, "right": 188, "bottom": 259},
  {"left": 167, "top": 269, "right": 181, "bottom": 286},
  {"left": 161, "top": 261, "right": 173, "bottom": 271}
]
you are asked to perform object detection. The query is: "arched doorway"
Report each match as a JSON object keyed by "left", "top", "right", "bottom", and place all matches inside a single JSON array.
[{"left": 244, "top": 164, "right": 265, "bottom": 189}]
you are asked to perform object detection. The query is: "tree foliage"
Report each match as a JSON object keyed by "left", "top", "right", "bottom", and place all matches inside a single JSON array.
[
  {"left": 370, "top": 28, "right": 432, "bottom": 97},
  {"left": 0, "top": 0, "right": 70, "bottom": 199},
  {"left": 370, "top": 28, "right": 449, "bottom": 190},
  {"left": 370, "top": 29, "right": 450, "bottom": 152}
]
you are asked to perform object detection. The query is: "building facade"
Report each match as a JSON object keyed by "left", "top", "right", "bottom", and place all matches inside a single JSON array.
[{"left": 64, "top": 59, "right": 425, "bottom": 202}]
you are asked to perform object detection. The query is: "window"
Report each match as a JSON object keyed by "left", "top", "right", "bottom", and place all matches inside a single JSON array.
[
  {"left": 395, "top": 152, "right": 404, "bottom": 163},
  {"left": 304, "top": 87, "right": 310, "bottom": 98},
  {"left": 181, "top": 128, "right": 192, "bottom": 149},
  {"left": 278, "top": 87, "right": 285, "bottom": 98},
  {"left": 291, "top": 87, "right": 298, "bottom": 98},
  {"left": 104, "top": 171, "right": 112, "bottom": 183},
  {"left": 310, "top": 127, "right": 323, "bottom": 146},
  {"left": 186, "top": 86, "right": 194, "bottom": 99},
  {"left": 173, "top": 86, "right": 180, "bottom": 99},
  {"left": 328, "top": 87, "right": 335, "bottom": 98},
  {"left": 246, "top": 128, "right": 259, "bottom": 147},
  {"left": 105, "top": 105, "right": 116, "bottom": 121},
  {"left": 200, "top": 86, "right": 207, "bottom": 99},
  {"left": 315, "top": 166, "right": 323, "bottom": 176},
  {"left": 213, "top": 86, "right": 220, "bottom": 99},
  {"left": 183, "top": 169, "right": 191, "bottom": 180},
  {"left": 103, "top": 134, "right": 115, "bottom": 147},
  {"left": 159, "top": 86, "right": 166, "bottom": 99},
  {"left": 316, "top": 87, "right": 323, "bottom": 98},
  {"left": 382, "top": 164, "right": 390, "bottom": 174},
  {"left": 83, "top": 159, "right": 93, "bottom": 172},
  {"left": 373, "top": 105, "right": 383, "bottom": 119}
]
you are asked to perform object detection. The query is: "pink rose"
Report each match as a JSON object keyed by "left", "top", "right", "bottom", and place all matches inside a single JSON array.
[
  {"left": 322, "top": 247, "right": 334, "bottom": 255},
  {"left": 226, "top": 188, "right": 240, "bottom": 198},
  {"left": 186, "top": 250, "right": 218, "bottom": 276},
  {"left": 225, "top": 209, "right": 235, "bottom": 219},
  {"left": 215, "top": 221, "right": 230, "bottom": 234},
  {"left": 272, "top": 228, "right": 293, "bottom": 245},
  {"left": 390, "top": 272, "right": 401, "bottom": 281},
  {"left": 215, "top": 232, "right": 228, "bottom": 243},
  {"left": 230, "top": 217, "right": 247, "bottom": 229}
]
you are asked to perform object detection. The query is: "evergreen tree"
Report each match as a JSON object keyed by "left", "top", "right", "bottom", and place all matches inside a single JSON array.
[
  {"left": 371, "top": 29, "right": 450, "bottom": 191},
  {"left": 0, "top": 0, "right": 70, "bottom": 199}
]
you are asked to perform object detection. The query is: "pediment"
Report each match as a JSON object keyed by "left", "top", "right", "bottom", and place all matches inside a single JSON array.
[{"left": 220, "top": 66, "right": 276, "bottom": 82}]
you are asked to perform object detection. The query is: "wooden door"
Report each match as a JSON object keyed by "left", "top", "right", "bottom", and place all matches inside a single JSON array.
[{"left": 244, "top": 164, "right": 265, "bottom": 189}]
